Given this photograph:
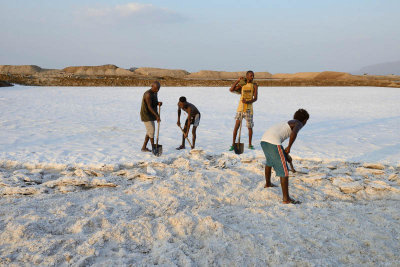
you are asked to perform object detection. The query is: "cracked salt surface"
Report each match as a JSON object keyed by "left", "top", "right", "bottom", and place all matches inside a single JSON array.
[
  {"left": 0, "top": 153, "right": 399, "bottom": 266},
  {"left": 0, "top": 86, "right": 399, "bottom": 265}
]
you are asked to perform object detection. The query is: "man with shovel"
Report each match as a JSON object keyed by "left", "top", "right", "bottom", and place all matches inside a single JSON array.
[
  {"left": 260, "top": 109, "right": 309, "bottom": 204},
  {"left": 229, "top": 70, "right": 258, "bottom": 152},
  {"left": 140, "top": 81, "right": 162, "bottom": 153},
  {"left": 176, "top": 96, "right": 201, "bottom": 150}
]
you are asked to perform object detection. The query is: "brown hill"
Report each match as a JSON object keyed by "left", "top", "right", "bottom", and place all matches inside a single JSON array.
[
  {"left": 313, "top": 71, "right": 354, "bottom": 80},
  {"left": 0, "top": 65, "right": 44, "bottom": 75},
  {"left": 62, "top": 64, "right": 133, "bottom": 76},
  {"left": 254, "top": 72, "right": 273, "bottom": 79},
  {"left": 272, "top": 72, "right": 321, "bottom": 79},
  {"left": 134, "top": 67, "right": 189, "bottom": 78},
  {"left": 272, "top": 71, "right": 357, "bottom": 81},
  {"left": 187, "top": 70, "right": 272, "bottom": 79}
]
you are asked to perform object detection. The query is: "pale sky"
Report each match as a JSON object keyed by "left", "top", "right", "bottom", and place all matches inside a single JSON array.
[{"left": 1, "top": 0, "right": 399, "bottom": 73}]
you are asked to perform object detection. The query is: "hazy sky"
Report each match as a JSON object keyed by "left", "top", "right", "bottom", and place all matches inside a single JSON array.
[{"left": 1, "top": 0, "right": 399, "bottom": 73}]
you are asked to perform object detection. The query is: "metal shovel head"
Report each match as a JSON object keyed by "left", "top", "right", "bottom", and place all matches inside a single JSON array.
[
  {"left": 233, "top": 142, "right": 244, "bottom": 154},
  {"left": 152, "top": 144, "right": 163, "bottom": 156}
]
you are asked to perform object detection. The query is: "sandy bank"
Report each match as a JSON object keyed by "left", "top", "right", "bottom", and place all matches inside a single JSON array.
[
  {"left": 1, "top": 65, "right": 399, "bottom": 87},
  {"left": 63, "top": 64, "right": 134, "bottom": 76},
  {"left": 187, "top": 70, "right": 272, "bottom": 79},
  {"left": 134, "top": 67, "right": 189, "bottom": 78}
]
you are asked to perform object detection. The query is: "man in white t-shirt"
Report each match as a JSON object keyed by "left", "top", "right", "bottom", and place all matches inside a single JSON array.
[{"left": 260, "top": 109, "right": 309, "bottom": 204}]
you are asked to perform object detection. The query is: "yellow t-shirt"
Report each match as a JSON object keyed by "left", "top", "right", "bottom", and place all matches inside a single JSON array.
[{"left": 237, "top": 82, "right": 254, "bottom": 114}]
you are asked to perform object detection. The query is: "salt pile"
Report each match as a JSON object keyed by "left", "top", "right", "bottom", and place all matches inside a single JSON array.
[{"left": 0, "top": 86, "right": 399, "bottom": 265}]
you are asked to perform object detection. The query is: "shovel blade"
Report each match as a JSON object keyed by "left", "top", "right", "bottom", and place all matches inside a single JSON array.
[
  {"left": 233, "top": 143, "right": 244, "bottom": 154},
  {"left": 152, "top": 144, "right": 163, "bottom": 156}
]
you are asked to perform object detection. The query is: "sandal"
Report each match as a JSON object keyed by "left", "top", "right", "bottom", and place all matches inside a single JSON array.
[{"left": 283, "top": 199, "right": 301, "bottom": 204}]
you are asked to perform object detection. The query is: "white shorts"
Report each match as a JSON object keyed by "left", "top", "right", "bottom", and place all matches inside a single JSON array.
[
  {"left": 143, "top": 121, "right": 155, "bottom": 138},
  {"left": 186, "top": 114, "right": 201, "bottom": 127}
]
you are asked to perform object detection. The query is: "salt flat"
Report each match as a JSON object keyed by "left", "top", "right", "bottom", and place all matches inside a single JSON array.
[
  {"left": 0, "top": 86, "right": 399, "bottom": 266},
  {"left": 1, "top": 86, "right": 399, "bottom": 166}
]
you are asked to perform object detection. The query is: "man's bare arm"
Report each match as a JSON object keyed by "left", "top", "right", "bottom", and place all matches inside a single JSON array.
[
  {"left": 177, "top": 106, "right": 181, "bottom": 126},
  {"left": 245, "top": 84, "right": 258, "bottom": 104},
  {"left": 285, "top": 120, "right": 303, "bottom": 154},
  {"left": 285, "top": 132, "right": 298, "bottom": 155},
  {"left": 185, "top": 107, "right": 192, "bottom": 136},
  {"left": 229, "top": 77, "right": 243, "bottom": 92}
]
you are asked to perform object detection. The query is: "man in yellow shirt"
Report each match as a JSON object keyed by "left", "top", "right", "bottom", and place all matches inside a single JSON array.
[{"left": 229, "top": 70, "right": 258, "bottom": 150}]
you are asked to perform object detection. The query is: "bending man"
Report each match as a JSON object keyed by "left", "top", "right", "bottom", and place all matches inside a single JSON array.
[
  {"left": 176, "top": 96, "right": 201, "bottom": 149},
  {"left": 261, "top": 109, "right": 309, "bottom": 204}
]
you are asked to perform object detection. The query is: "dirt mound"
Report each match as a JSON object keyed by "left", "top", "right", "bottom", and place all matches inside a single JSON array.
[
  {"left": 134, "top": 67, "right": 189, "bottom": 78},
  {"left": 187, "top": 70, "right": 237, "bottom": 79},
  {"left": 293, "top": 72, "right": 321, "bottom": 79},
  {"left": 0, "top": 65, "right": 43, "bottom": 75},
  {"left": 313, "top": 71, "right": 354, "bottom": 80},
  {"left": 187, "top": 70, "right": 272, "bottom": 79},
  {"left": 272, "top": 72, "right": 321, "bottom": 79},
  {"left": 62, "top": 65, "right": 133, "bottom": 76},
  {"left": 388, "top": 82, "right": 400, "bottom": 88},
  {"left": 255, "top": 72, "right": 273, "bottom": 79},
  {"left": 272, "top": 73, "right": 292, "bottom": 79},
  {"left": 272, "top": 72, "right": 355, "bottom": 80}
]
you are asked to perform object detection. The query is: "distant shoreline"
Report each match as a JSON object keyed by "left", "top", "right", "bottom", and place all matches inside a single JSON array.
[
  {"left": 1, "top": 64, "right": 399, "bottom": 88},
  {"left": 2, "top": 74, "right": 400, "bottom": 88}
]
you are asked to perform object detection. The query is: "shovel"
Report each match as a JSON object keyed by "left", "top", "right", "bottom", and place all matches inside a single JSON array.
[
  {"left": 234, "top": 104, "right": 245, "bottom": 154},
  {"left": 286, "top": 154, "right": 295, "bottom": 172},
  {"left": 152, "top": 105, "right": 162, "bottom": 156},
  {"left": 286, "top": 153, "right": 309, "bottom": 174},
  {"left": 179, "top": 125, "right": 193, "bottom": 148}
]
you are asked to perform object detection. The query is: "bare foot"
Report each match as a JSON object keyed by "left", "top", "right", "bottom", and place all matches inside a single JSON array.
[
  {"left": 282, "top": 198, "right": 301, "bottom": 204},
  {"left": 176, "top": 145, "right": 185, "bottom": 150},
  {"left": 141, "top": 148, "right": 151, "bottom": 152},
  {"left": 264, "top": 183, "right": 278, "bottom": 188}
]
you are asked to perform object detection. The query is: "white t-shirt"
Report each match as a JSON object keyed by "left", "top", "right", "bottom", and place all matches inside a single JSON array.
[{"left": 261, "top": 122, "right": 292, "bottom": 145}]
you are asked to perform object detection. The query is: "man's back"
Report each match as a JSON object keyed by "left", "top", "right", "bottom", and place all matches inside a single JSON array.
[
  {"left": 140, "top": 89, "right": 158, "bottom": 122},
  {"left": 261, "top": 122, "right": 292, "bottom": 145},
  {"left": 184, "top": 102, "right": 200, "bottom": 117}
]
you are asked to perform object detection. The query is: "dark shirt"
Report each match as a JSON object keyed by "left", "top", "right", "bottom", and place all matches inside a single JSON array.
[{"left": 140, "top": 89, "right": 158, "bottom": 122}]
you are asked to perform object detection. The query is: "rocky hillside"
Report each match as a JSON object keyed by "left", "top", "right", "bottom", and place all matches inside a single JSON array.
[{"left": 1, "top": 65, "right": 399, "bottom": 87}]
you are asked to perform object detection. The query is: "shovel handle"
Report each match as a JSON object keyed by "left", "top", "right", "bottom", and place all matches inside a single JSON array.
[
  {"left": 179, "top": 125, "right": 193, "bottom": 147},
  {"left": 156, "top": 105, "right": 161, "bottom": 147},
  {"left": 237, "top": 104, "right": 245, "bottom": 144},
  {"left": 286, "top": 153, "right": 295, "bottom": 172}
]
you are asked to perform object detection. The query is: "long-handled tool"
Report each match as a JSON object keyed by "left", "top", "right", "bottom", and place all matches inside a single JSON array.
[
  {"left": 234, "top": 104, "right": 245, "bottom": 154},
  {"left": 286, "top": 153, "right": 308, "bottom": 174},
  {"left": 152, "top": 105, "right": 162, "bottom": 156},
  {"left": 286, "top": 154, "right": 295, "bottom": 172},
  {"left": 179, "top": 125, "right": 193, "bottom": 148}
]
